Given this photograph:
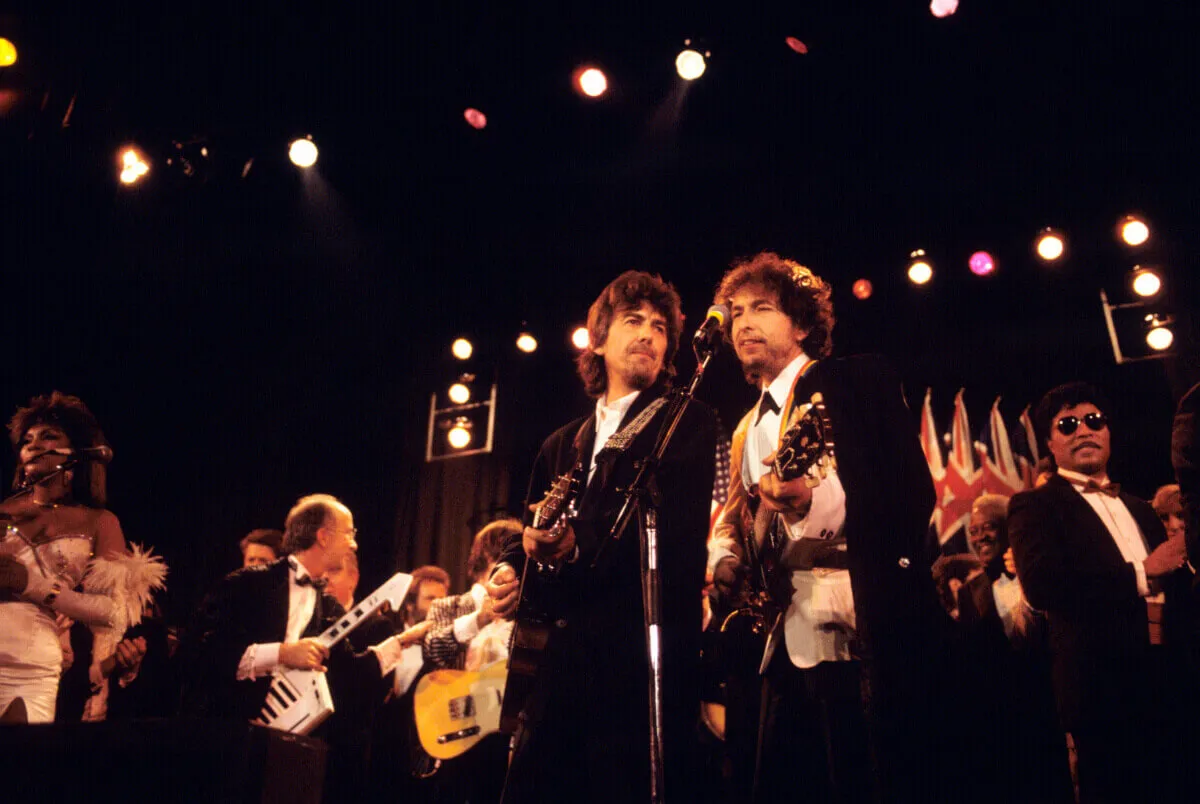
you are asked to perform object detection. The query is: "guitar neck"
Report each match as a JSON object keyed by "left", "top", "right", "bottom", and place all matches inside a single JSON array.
[{"left": 315, "top": 573, "right": 412, "bottom": 650}]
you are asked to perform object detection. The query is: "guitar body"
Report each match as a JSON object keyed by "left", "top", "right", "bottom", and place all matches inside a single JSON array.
[
  {"left": 498, "top": 469, "right": 579, "bottom": 736},
  {"left": 414, "top": 659, "right": 508, "bottom": 760},
  {"left": 498, "top": 573, "right": 557, "bottom": 735}
]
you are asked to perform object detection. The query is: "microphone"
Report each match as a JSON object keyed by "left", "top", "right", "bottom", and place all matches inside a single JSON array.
[
  {"left": 45, "top": 446, "right": 114, "bottom": 464},
  {"left": 692, "top": 304, "right": 730, "bottom": 352}
]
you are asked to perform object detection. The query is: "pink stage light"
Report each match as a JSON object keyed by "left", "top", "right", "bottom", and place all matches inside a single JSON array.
[
  {"left": 969, "top": 251, "right": 995, "bottom": 276},
  {"left": 785, "top": 37, "right": 808, "bottom": 55},
  {"left": 464, "top": 108, "right": 487, "bottom": 130},
  {"left": 930, "top": 0, "right": 959, "bottom": 18}
]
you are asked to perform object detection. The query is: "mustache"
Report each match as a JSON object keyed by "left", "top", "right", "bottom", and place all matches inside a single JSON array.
[{"left": 1073, "top": 440, "right": 1102, "bottom": 452}]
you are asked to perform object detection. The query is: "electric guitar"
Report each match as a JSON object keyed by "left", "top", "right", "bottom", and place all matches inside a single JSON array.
[
  {"left": 258, "top": 571, "right": 413, "bottom": 735},
  {"left": 722, "top": 393, "right": 836, "bottom": 653},
  {"left": 413, "top": 659, "right": 508, "bottom": 759},
  {"left": 498, "top": 469, "right": 580, "bottom": 735}
]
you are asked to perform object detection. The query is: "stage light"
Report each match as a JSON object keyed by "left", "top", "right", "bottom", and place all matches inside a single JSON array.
[
  {"left": 464, "top": 108, "right": 487, "bottom": 130},
  {"left": 1145, "top": 315, "right": 1174, "bottom": 351},
  {"left": 930, "top": 0, "right": 959, "bottom": 18},
  {"left": 0, "top": 38, "right": 16, "bottom": 67},
  {"left": 289, "top": 137, "right": 318, "bottom": 168},
  {"left": 118, "top": 147, "right": 150, "bottom": 185},
  {"left": 969, "top": 251, "right": 996, "bottom": 277},
  {"left": 1035, "top": 229, "right": 1065, "bottom": 262},
  {"left": 572, "top": 327, "right": 590, "bottom": 350},
  {"left": 907, "top": 250, "right": 933, "bottom": 285},
  {"left": 785, "top": 37, "right": 808, "bottom": 55},
  {"left": 451, "top": 338, "right": 473, "bottom": 360},
  {"left": 1131, "top": 266, "right": 1162, "bottom": 298},
  {"left": 577, "top": 68, "right": 608, "bottom": 98},
  {"left": 447, "top": 417, "right": 473, "bottom": 449},
  {"left": 448, "top": 382, "right": 470, "bottom": 405},
  {"left": 516, "top": 332, "right": 538, "bottom": 354},
  {"left": 1119, "top": 216, "right": 1149, "bottom": 247},
  {"left": 676, "top": 49, "right": 707, "bottom": 81},
  {"left": 852, "top": 279, "right": 873, "bottom": 300}
]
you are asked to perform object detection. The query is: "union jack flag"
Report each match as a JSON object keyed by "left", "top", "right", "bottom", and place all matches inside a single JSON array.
[
  {"left": 922, "top": 388, "right": 983, "bottom": 545},
  {"left": 976, "top": 397, "right": 1025, "bottom": 497}
]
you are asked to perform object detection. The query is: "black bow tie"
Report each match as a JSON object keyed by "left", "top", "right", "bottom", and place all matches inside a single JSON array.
[
  {"left": 295, "top": 573, "right": 327, "bottom": 590},
  {"left": 290, "top": 559, "right": 328, "bottom": 590},
  {"left": 1083, "top": 479, "right": 1121, "bottom": 498},
  {"left": 756, "top": 392, "right": 781, "bottom": 425}
]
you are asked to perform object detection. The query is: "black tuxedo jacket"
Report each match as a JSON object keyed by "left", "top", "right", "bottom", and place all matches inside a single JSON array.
[
  {"left": 182, "top": 559, "right": 381, "bottom": 722},
  {"left": 499, "top": 381, "right": 717, "bottom": 802},
  {"left": 1009, "top": 474, "right": 1189, "bottom": 730}
]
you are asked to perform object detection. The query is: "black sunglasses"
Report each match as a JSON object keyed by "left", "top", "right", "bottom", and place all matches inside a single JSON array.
[{"left": 1054, "top": 412, "right": 1108, "bottom": 436}]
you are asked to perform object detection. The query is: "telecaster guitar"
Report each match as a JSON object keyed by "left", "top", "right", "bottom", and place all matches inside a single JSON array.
[
  {"left": 498, "top": 470, "right": 579, "bottom": 736},
  {"left": 258, "top": 571, "right": 413, "bottom": 735},
  {"left": 414, "top": 659, "right": 508, "bottom": 759}
]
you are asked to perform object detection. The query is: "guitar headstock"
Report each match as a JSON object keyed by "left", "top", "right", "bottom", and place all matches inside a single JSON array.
[
  {"left": 532, "top": 472, "right": 579, "bottom": 531},
  {"left": 773, "top": 392, "right": 836, "bottom": 483}
]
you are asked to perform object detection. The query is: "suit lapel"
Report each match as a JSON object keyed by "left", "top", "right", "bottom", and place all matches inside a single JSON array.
[
  {"left": 1046, "top": 475, "right": 1130, "bottom": 567},
  {"left": 269, "top": 560, "right": 291, "bottom": 642}
]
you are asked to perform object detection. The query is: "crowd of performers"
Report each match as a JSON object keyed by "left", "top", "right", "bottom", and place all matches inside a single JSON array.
[{"left": 2, "top": 251, "right": 1199, "bottom": 804}]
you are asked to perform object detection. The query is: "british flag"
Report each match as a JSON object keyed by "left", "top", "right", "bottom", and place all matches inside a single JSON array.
[
  {"left": 1012, "top": 405, "right": 1042, "bottom": 490},
  {"left": 921, "top": 388, "right": 983, "bottom": 545},
  {"left": 976, "top": 397, "right": 1026, "bottom": 497}
]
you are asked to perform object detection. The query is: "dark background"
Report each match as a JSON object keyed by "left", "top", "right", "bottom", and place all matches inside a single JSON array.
[{"left": 2, "top": 2, "right": 1197, "bottom": 611}]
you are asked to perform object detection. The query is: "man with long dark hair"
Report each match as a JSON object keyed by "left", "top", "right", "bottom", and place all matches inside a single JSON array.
[
  {"left": 707, "top": 252, "right": 944, "bottom": 803},
  {"left": 487, "top": 270, "right": 718, "bottom": 803}
]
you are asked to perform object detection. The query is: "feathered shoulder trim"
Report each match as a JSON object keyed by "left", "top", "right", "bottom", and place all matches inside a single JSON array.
[{"left": 82, "top": 543, "right": 168, "bottom": 628}]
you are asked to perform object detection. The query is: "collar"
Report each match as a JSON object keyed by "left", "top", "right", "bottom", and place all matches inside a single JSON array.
[
  {"left": 595, "top": 389, "right": 640, "bottom": 427},
  {"left": 759, "top": 351, "right": 812, "bottom": 421},
  {"left": 288, "top": 555, "right": 314, "bottom": 583},
  {"left": 1057, "top": 467, "right": 1112, "bottom": 489}
]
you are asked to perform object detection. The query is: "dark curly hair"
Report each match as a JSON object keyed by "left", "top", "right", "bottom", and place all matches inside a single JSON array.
[
  {"left": 8, "top": 391, "right": 109, "bottom": 507},
  {"left": 576, "top": 271, "right": 685, "bottom": 399},
  {"left": 713, "top": 251, "right": 835, "bottom": 362}
]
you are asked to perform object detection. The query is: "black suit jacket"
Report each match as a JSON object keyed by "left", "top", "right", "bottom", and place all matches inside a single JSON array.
[
  {"left": 499, "top": 381, "right": 717, "bottom": 801},
  {"left": 1009, "top": 474, "right": 1188, "bottom": 730},
  {"left": 182, "top": 559, "right": 381, "bottom": 722}
]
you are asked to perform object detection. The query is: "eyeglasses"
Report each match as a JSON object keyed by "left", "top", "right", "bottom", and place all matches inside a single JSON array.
[{"left": 1054, "top": 412, "right": 1108, "bottom": 436}]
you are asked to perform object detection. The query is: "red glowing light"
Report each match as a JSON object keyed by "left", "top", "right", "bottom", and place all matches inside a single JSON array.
[
  {"left": 969, "top": 251, "right": 996, "bottom": 276},
  {"left": 464, "top": 108, "right": 487, "bottom": 130},
  {"left": 785, "top": 37, "right": 808, "bottom": 54},
  {"left": 852, "top": 279, "right": 873, "bottom": 300}
]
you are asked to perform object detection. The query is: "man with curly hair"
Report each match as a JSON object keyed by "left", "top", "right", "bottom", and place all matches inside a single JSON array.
[
  {"left": 708, "top": 252, "right": 944, "bottom": 803},
  {"left": 487, "top": 270, "right": 718, "bottom": 803}
]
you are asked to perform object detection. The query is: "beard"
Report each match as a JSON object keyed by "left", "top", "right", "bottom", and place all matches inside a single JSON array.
[{"left": 626, "top": 363, "right": 657, "bottom": 391}]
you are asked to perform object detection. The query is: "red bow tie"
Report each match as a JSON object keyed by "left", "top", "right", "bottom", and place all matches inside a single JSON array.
[{"left": 1083, "top": 480, "right": 1121, "bottom": 498}]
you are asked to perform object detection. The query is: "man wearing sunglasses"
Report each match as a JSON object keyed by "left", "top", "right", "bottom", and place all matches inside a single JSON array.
[{"left": 1009, "top": 382, "right": 1190, "bottom": 803}]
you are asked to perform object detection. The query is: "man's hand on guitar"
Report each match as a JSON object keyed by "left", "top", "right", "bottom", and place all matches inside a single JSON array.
[
  {"left": 279, "top": 638, "right": 329, "bottom": 672},
  {"left": 485, "top": 564, "right": 520, "bottom": 619},
  {"left": 758, "top": 454, "right": 814, "bottom": 518},
  {"left": 523, "top": 523, "right": 577, "bottom": 565}
]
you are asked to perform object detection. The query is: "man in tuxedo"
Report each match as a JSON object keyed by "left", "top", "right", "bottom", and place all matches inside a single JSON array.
[
  {"left": 1009, "top": 382, "right": 1190, "bottom": 803},
  {"left": 707, "top": 251, "right": 945, "bottom": 803},
  {"left": 487, "top": 270, "right": 717, "bottom": 803},
  {"left": 184, "top": 494, "right": 404, "bottom": 721}
]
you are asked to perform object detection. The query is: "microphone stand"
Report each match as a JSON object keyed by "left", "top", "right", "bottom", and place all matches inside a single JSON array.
[{"left": 605, "top": 336, "right": 718, "bottom": 804}]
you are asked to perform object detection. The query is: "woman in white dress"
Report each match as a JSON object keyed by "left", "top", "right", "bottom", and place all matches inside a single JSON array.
[{"left": 0, "top": 392, "right": 164, "bottom": 723}]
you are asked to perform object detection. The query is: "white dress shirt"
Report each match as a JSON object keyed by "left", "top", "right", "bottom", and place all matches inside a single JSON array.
[
  {"left": 1058, "top": 468, "right": 1155, "bottom": 598},
  {"left": 452, "top": 583, "right": 489, "bottom": 645},
  {"left": 236, "top": 558, "right": 319, "bottom": 680},
  {"left": 590, "top": 389, "right": 640, "bottom": 482},
  {"left": 745, "top": 353, "right": 855, "bottom": 669}
]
